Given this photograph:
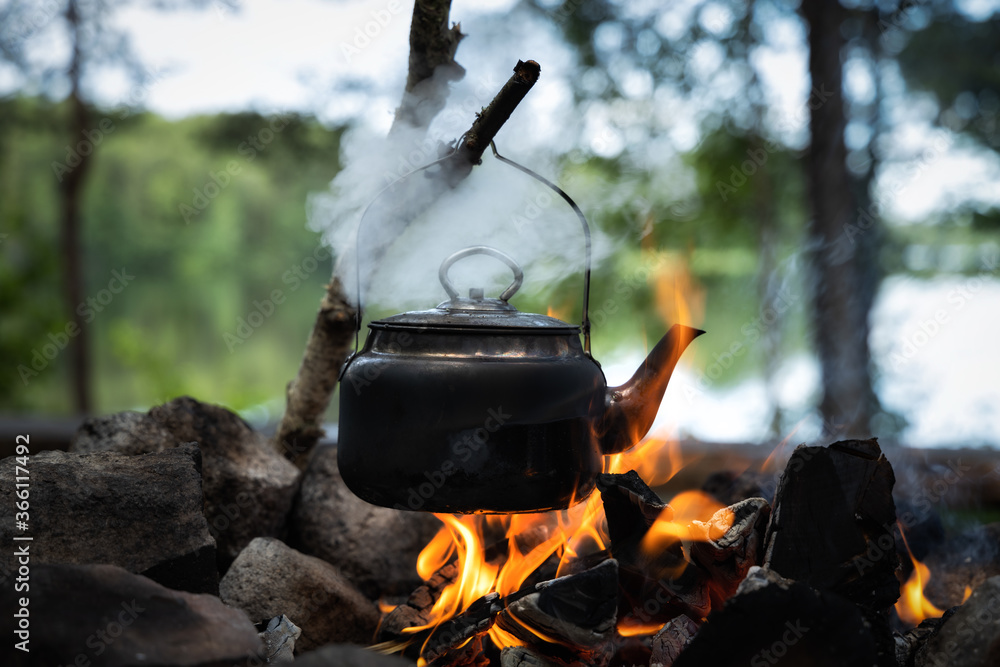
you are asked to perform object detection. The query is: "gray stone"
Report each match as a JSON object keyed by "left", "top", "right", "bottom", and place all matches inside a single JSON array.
[
  {"left": 0, "top": 563, "right": 262, "bottom": 667},
  {"left": 289, "top": 444, "right": 440, "bottom": 599},
  {"left": 72, "top": 396, "right": 301, "bottom": 565},
  {"left": 294, "top": 644, "right": 417, "bottom": 666},
  {"left": 916, "top": 575, "right": 1000, "bottom": 667},
  {"left": 72, "top": 410, "right": 180, "bottom": 455},
  {"left": 219, "top": 537, "right": 379, "bottom": 651},
  {"left": 0, "top": 444, "right": 217, "bottom": 594}
]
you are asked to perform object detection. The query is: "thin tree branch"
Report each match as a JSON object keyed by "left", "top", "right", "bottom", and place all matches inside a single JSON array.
[{"left": 390, "top": 0, "right": 465, "bottom": 135}]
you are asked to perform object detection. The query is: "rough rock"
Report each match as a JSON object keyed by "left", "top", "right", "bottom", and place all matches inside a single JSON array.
[
  {"left": 72, "top": 396, "right": 301, "bottom": 565},
  {"left": 0, "top": 563, "right": 261, "bottom": 667},
  {"left": 219, "top": 537, "right": 379, "bottom": 651},
  {"left": 294, "top": 644, "right": 417, "bottom": 666},
  {"left": 72, "top": 410, "right": 180, "bottom": 455},
  {"left": 0, "top": 444, "right": 217, "bottom": 594},
  {"left": 916, "top": 575, "right": 1000, "bottom": 667},
  {"left": 288, "top": 444, "right": 440, "bottom": 598}
]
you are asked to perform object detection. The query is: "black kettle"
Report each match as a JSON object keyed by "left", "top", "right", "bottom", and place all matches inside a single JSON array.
[{"left": 337, "top": 150, "right": 702, "bottom": 513}]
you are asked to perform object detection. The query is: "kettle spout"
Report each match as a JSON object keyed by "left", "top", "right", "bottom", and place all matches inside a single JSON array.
[{"left": 597, "top": 324, "right": 704, "bottom": 455}]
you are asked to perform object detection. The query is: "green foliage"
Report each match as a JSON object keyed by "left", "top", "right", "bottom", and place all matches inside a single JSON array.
[{"left": 1, "top": 96, "right": 344, "bottom": 416}]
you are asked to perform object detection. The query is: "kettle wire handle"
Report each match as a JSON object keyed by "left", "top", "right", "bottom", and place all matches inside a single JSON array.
[
  {"left": 488, "top": 141, "right": 592, "bottom": 355},
  {"left": 350, "top": 140, "right": 593, "bottom": 359}
]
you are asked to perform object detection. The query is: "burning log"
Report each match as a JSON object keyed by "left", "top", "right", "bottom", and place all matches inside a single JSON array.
[
  {"left": 689, "top": 498, "right": 770, "bottom": 600},
  {"left": 496, "top": 559, "right": 619, "bottom": 648},
  {"left": 378, "top": 561, "right": 459, "bottom": 644},
  {"left": 422, "top": 593, "right": 503, "bottom": 663},
  {"left": 597, "top": 471, "right": 668, "bottom": 548},
  {"left": 599, "top": 470, "right": 770, "bottom": 626}
]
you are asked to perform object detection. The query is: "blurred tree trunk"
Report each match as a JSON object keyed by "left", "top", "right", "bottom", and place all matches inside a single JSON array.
[
  {"left": 801, "top": 0, "right": 877, "bottom": 437},
  {"left": 62, "top": 0, "right": 92, "bottom": 414}
]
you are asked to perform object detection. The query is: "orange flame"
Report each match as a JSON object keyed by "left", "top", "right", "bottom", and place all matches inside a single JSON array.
[
  {"left": 641, "top": 491, "right": 733, "bottom": 555},
  {"left": 895, "top": 524, "right": 945, "bottom": 626}
]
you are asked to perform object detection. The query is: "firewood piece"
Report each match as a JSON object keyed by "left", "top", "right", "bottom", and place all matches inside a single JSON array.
[
  {"left": 650, "top": 615, "right": 699, "bottom": 667},
  {"left": 499, "top": 559, "right": 619, "bottom": 648},
  {"left": 597, "top": 470, "right": 701, "bottom": 624},
  {"left": 672, "top": 565, "right": 879, "bottom": 667},
  {"left": 378, "top": 561, "right": 459, "bottom": 642},
  {"left": 423, "top": 593, "right": 503, "bottom": 662},
  {"left": 763, "top": 438, "right": 900, "bottom": 611},
  {"left": 689, "top": 498, "right": 770, "bottom": 599},
  {"left": 597, "top": 470, "right": 668, "bottom": 549}
]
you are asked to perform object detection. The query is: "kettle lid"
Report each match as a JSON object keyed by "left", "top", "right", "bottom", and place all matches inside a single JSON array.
[{"left": 371, "top": 246, "right": 579, "bottom": 333}]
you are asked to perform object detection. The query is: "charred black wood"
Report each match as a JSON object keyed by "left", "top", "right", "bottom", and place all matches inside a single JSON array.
[
  {"left": 597, "top": 471, "right": 668, "bottom": 548},
  {"left": 894, "top": 607, "right": 958, "bottom": 667},
  {"left": 763, "top": 438, "right": 900, "bottom": 612},
  {"left": 650, "top": 615, "right": 699, "bottom": 667},
  {"left": 498, "top": 559, "right": 619, "bottom": 648},
  {"left": 378, "top": 560, "right": 458, "bottom": 645},
  {"left": 597, "top": 471, "right": 699, "bottom": 623},
  {"left": 423, "top": 593, "right": 504, "bottom": 662},
  {"left": 672, "top": 566, "right": 879, "bottom": 667}
]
